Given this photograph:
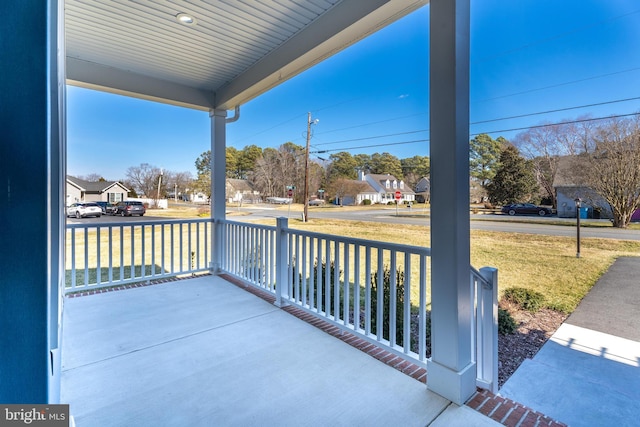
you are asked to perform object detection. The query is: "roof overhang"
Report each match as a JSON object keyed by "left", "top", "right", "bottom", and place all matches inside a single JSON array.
[{"left": 65, "top": 0, "right": 428, "bottom": 111}]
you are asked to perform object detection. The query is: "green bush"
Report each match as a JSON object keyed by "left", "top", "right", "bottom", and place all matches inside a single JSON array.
[
  {"left": 371, "top": 266, "right": 405, "bottom": 346},
  {"left": 498, "top": 308, "right": 518, "bottom": 335},
  {"left": 387, "top": 201, "right": 395, "bottom": 205},
  {"left": 503, "top": 287, "right": 545, "bottom": 312},
  {"left": 362, "top": 199, "right": 372, "bottom": 205}
]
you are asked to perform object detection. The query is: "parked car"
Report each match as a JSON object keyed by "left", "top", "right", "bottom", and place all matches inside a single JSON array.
[
  {"left": 112, "top": 201, "right": 146, "bottom": 217},
  {"left": 501, "top": 203, "right": 553, "bottom": 216},
  {"left": 95, "top": 201, "right": 116, "bottom": 215},
  {"left": 308, "top": 199, "right": 325, "bottom": 206},
  {"left": 66, "top": 202, "right": 102, "bottom": 218}
]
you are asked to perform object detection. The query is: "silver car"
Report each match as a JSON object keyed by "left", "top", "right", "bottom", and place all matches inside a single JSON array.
[{"left": 67, "top": 202, "right": 102, "bottom": 218}]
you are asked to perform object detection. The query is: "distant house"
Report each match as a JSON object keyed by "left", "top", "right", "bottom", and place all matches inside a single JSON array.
[
  {"left": 415, "top": 177, "right": 430, "bottom": 203},
  {"left": 66, "top": 176, "right": 129, "bottom": 206},
  {"left": 349, "top": 172, "right": 416, "bottom": 205},
  {"left": 226, "top": 179, "right": 261, "bottom": 203},
  {"left": 553, "top": 156, "right": 612, "bottom": 219}
]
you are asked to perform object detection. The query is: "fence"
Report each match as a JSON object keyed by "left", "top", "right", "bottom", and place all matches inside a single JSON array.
[
  {"left": 220, "top": 217, "right": 498, "bottom": 391},
  {"left": 65, "top": 216, "right": 498, "bottom": 391},
  {"left": 65, "top": 219, "right": 211, "bottom": 293}
]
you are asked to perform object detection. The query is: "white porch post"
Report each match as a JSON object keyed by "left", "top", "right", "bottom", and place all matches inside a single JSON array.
[
  {"left": 0, "top": 0, "right": 65, "bottom": 403},
  {"left": 427, "top": 0, "right": 475, "bottom": 405},
  {"left": 210, "top": 109, "right": 227, "bottom": 273}
]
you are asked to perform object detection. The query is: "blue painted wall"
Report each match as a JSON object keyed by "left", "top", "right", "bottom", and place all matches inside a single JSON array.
[{"left": 0, "top": 1, "right": 55, "bottom": 403}]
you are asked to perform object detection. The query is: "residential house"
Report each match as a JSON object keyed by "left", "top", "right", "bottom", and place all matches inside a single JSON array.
[
  {"left": 415, "top": 176, "right": 430, "bottom": 203},
  {"left": 355, "top": 171, "right": 416, "bottom": 204},
  {"left": 226, "top": 178, "right": 261, "bottom": 203},
  {"left": 553, "top": 156, "right": 613, "bottom": 219},
  {"left": 66, "top": 175, "right": 129, "bottom": 206}
]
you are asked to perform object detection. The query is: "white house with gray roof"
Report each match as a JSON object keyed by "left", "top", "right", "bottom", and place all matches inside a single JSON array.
[
  {"left": 355, "top": 171, "right": 416, "bottom": 204},
  {"left": 66, "top": 176, "right": 129, "bottom": 206}
]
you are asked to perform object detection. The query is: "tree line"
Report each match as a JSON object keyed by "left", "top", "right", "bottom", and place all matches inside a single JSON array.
[
  {"left": 86, "top": 112, "right": 639, "bottom": 228},
  {"left": 192, "top": 143, "right": 430, "bottom": 204},
  {"left": 471, "top": 114, "right": 640, "bottom": 228}
]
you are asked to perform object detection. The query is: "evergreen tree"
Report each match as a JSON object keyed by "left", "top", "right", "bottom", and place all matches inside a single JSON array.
[
  {"left": 487, "top": 144, "right": 538, "bottom": 205},
  {"left": 470, "top": 133, "right": 503, "bottom": 189}
]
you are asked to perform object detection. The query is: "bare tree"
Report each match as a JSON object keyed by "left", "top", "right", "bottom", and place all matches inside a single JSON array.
[
  {"left": 327, "top": 178, "right": 368, "bottom": 206},
  {"left": 514, "top": 122, "right": 577, "bottom": 207},
  {"left": 164, "top": 171, "right": 193, "bottom": 199},
  {"left": 252, "top": 143, "right": 306, "bottom": 200},
  {"left": 125, "top": 163, "right": 162, "bottom": 199},
  {"left": 583, "top": 116, "right": 640, "bottom": 228}
]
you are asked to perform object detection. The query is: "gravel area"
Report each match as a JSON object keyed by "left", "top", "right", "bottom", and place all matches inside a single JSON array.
[{"left": 498, "top": 300, "right": 568, "bottom": 387}]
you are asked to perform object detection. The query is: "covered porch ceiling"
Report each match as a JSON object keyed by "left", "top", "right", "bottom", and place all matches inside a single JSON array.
[{"left": 65, "top": 0, "right": 428, "bottom": 111}]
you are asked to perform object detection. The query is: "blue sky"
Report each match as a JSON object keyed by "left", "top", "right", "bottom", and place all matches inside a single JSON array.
[{"left": 67, "top": 0, "right": 640, "bottom": 180}]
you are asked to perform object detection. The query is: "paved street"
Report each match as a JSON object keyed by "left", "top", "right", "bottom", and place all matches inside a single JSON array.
[{"left": 65, "top": 205, "right": 640, "bottom": 241}]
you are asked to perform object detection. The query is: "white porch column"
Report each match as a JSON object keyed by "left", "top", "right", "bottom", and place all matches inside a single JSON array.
[
  {"left": 427, "top": 0, "right": 475, "bottom": 405},
  {"left": 0, "top": 0, "right": 65, "bottom": 403},
  {"left": 210, "top": 109, "right": 227, "bottom": 273}
]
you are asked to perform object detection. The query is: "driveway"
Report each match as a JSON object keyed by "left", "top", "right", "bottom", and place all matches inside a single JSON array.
[{"left": 499, "top": 257, "right": 640, "bottom": 426}]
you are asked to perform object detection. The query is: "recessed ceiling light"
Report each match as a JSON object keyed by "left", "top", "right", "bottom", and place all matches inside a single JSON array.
[{"left": 175, "top": 13, "right": 197, "bottom": 26}]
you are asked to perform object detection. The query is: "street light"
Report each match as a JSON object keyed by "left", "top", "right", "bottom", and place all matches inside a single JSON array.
[
  {"left": 303, "top": 112, "right": 319, "bottom": 222},
  {"left": 575, "top": 198, "right": 582, "bottom": 258}
]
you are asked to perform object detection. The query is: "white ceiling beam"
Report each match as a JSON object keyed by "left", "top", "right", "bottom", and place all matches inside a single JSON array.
[{"left": 66, "top": 57, "right": 214, "bottom": 111}]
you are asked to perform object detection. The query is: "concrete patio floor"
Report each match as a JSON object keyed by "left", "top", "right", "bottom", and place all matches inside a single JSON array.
[{"left": 61, "top": 275, "right": 500, "bottom": 426}]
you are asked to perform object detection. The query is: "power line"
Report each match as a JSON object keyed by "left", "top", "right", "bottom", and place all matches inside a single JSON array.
[
  {"left": 309, "top": 112, "right": 640, "bottom": 154},
  {"left": 471, "top": 112, "right": 640, "bottom": 138},
  {"left": 472, "top": 96, "right": 640, "bottom": 125},
  {"left": 476, "top": 66, "right": 640, "bottom": 103},
  {"left": 312, "top": 139, "right": 429, "bottom": 154},
  {"left": 313, "top": 129, "right": 427, "bottom": 147}
]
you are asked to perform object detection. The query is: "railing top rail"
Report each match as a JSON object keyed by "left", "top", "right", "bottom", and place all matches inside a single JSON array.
[
  {"left": 220, "top": 217, "right": 430, "bottom": 255},
  {"left": 65, "top": 217, "right": 212, "bottom": 229},
  {"left": 285, "top": 225, "right": 431, "bottom": 256},
  {"left": 471, "top": 266, "right": 492, "bottom": 288},
  {"left": 220, "top": 219, "right": 277, "bottom": 232}
]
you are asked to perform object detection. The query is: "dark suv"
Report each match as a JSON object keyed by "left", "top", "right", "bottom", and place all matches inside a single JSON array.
[
  {"left": 95, "top": 201, "right": 116, "bottom": 215},
  {"left": 113, "top": 201, "right": 146, "bottom": 217}
]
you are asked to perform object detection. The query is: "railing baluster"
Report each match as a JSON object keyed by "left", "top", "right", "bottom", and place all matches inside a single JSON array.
[
  {"left": 343, "top": 243, "right": 350, "bottom": 326},
  {"left": 151, "top": 224, "right": 156, "bottom": 277},
  {"left": 403, "top": 255, "right": 411, "bottom": 354},
  {"left": 376, "top": 247, "right": 383, "bottom": 342},
  {"left": 419, "top": 255, "right": 427, "bottom": 362},
  {"left": 390, "top": 250, "right": 397, "bottom": 347},
  {"left": 84, "top": 226, "right": 89, "bottom": 287},
  {"left": 96, "top": 227, "right": 101, "bottom": 285},
  {"left": 70, "top": 228, "right": 76, "bottom": 290},
  {"left": 354, "top": 244, "right": 360, "bottom": 332},
  {"left": 365, "top": 246, "right": 371, "bottom": 335},
  {"left": 333, "top": 242, "right": 340, "bottom": 321}
]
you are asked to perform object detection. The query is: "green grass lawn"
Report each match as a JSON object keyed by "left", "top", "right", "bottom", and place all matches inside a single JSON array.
[
  {"left": 277, "top": 218, "right": 640, "bottom": 313},
  {"left": 69, "top": 206, "right": 640, "bottom": 314}
]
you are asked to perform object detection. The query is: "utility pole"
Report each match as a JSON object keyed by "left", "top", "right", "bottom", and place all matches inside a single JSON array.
[
  {"left": 303, "top": 113, "right": 318, "bottom": 222},
  {"left": 303, "top": 113, "right": 312, "bottom": 222}
]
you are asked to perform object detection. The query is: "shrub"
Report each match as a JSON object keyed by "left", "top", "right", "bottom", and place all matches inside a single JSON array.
[
  {"left": 498, "top": 308, "right": 518, "bottom": 335},
  {"left": 371, "top": 266, "right": 405, "bottom": 346},
  {"left": 362, "top": 199, "right": 372, "bottom": 206},
  {"left": 387, "top": 201, "right": 395, "bottom": 205},
  {"left": 308, "top": 260, "right": 341, "bottom": 315},
  {"left": 503, "top": 287, "right": 545, "bottom": 312}
]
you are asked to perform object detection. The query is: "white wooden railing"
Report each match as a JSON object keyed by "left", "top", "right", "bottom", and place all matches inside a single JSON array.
[
  {"left": 65, "top": 219, "right": 211, "bottom": 293},
  {"left": 65, "top": 217, "right": 498, "bottom": 392}
]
